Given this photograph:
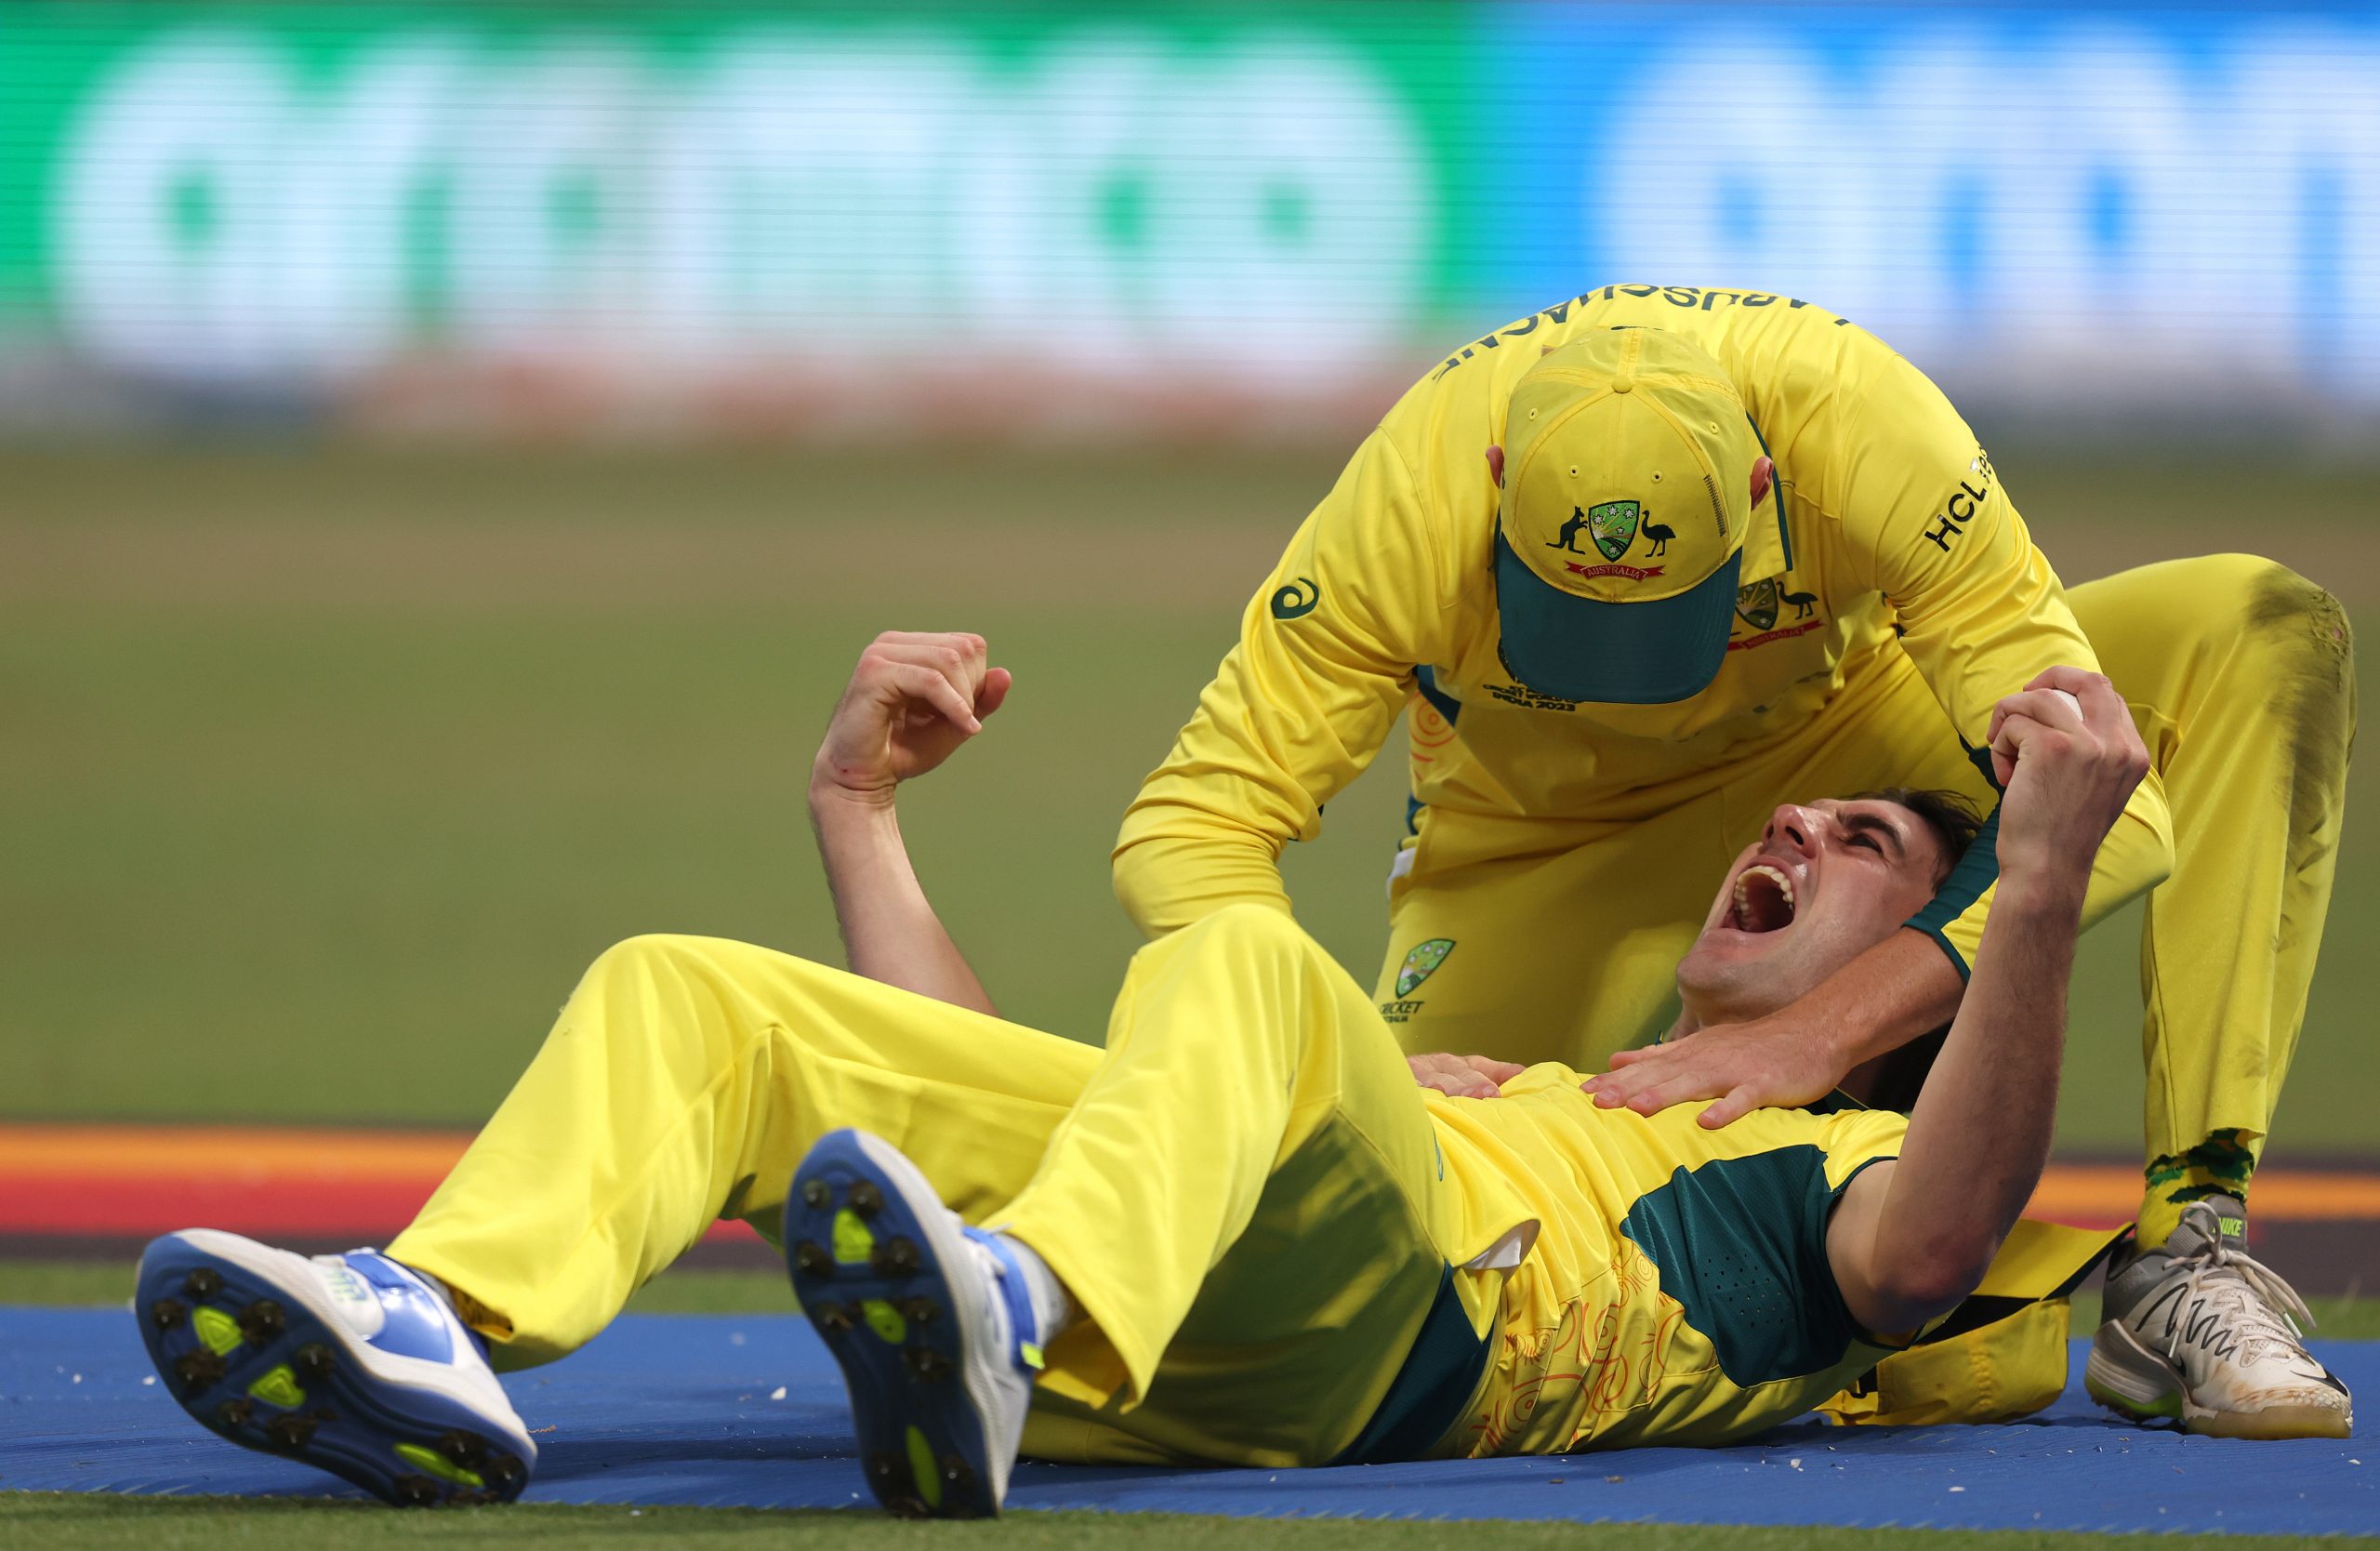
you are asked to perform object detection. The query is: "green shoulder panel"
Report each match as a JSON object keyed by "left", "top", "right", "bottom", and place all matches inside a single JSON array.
[{"left": 1618, "top": 1144, "right": 1862, "bottom": 1388}]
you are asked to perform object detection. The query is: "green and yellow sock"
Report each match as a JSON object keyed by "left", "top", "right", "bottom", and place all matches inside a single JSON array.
[{"left": 2138, "top": 1128, "right": 2255, "bottom": 1247}]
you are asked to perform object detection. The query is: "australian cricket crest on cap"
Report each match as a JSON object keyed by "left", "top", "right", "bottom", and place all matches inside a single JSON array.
[
  {"left": 1542, "top": 498, "right": 1665, "bottom": 585},
  {"left": 1588, "top": 500, "right": 1640, "bottom": 562}
]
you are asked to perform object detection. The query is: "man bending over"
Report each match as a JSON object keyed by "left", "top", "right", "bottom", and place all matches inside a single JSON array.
[{"left": 135, "top": 629, "right": 2318, "bottom": 1518}]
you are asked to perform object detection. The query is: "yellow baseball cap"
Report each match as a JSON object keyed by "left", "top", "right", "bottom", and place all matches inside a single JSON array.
[{"left": 1495, "top": 328, "right": 1780, "bottom": 704}]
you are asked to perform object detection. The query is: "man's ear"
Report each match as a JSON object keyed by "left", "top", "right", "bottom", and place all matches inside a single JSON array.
[
  {"left": 1486, "top": 444, "right": 1505, "bottom": 487},
  {"left": 1750, "top": 455, "right": 1775, "bottom": 509}
]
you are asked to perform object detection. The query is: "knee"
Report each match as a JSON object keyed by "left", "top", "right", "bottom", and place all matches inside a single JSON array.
[
  {"left": 575, "top": 935, "right": 779, "bottom": 1062},
  {"left": 2243, "top": 561, "right": 2352, "bottom": 676},
  {"left": 588, "top": 933, "right": 704, "bottom": 978},
  {"left": 2199, "top": 560, "right": 2356, "bottom": 761},
  {"left": 2126, "top": 556, "right": 2350, "bottom": 709},
  {"left": 2171, "top": 556, "right": 2350, "bottom": 667},
  {"left": 2235, "top": 561, "right": 2355, "bottom": 731},
  {"left": 1137, "top": 902, "right": 1322, "bottom": 983},
  {"left": 579, "top": 934, "right": 750, "bottom": 1009},
  {"left": 1185, "top": 902, "right": 1312, "bottom": 956}
]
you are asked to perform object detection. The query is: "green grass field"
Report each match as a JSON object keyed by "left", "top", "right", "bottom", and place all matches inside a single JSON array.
[
  {"left": 5, "top": 440, "right": 2376, "bottom": 1546},
  {"left": 5, "top": 442, "right": 2377, "bottom": 1147}
]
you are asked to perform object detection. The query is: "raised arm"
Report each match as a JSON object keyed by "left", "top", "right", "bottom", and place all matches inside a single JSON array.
[
  {"left": 1826, "top": 666, "right": 2149, "bottom": 1336},
  {"left": 809, "top": 630, "right": 1010, "bottom": 1016},
  {"left": 1588, "top": 345, "right": 2172, "bottom": 1126}
]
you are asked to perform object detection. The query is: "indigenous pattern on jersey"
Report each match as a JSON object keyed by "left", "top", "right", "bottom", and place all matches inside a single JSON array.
[
  {"left": 1425, "top": 1063, "right": 1908, "bottom": 1453},
  {"left": 1115, "top": 283, "right": 2174, "bottom": 976}
]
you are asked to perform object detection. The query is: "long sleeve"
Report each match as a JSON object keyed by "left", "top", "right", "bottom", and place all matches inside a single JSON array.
[
  {"left": 1114, "top": 428, "right": 1458, "bottom": 937},
  {"left": 1831, "top": 350, "right": 2174, "bottom": 974}
]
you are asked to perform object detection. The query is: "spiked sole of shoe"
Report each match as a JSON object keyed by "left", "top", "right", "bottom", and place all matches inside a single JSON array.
[
  {"left": 785, "top": 1132, "right": 1001, "bottom": 1518},
  {"left": 135, "top": 1237, "right": 529, "bottom": 1506}
]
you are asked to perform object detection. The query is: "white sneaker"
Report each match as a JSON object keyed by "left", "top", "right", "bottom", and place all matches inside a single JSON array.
[
  {"left": 783, "top": 1129, "right": 1059, "bottom": 1517},
  {"left": 136, "top": 1229, "right": 537, "bottom": 1504},
  {"left": 2086, "top": 1197, "right": 2352, "bottom": 1439}
]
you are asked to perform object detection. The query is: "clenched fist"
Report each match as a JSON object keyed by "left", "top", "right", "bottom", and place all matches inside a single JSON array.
[{"left": 813, "top": 631, "right": 1012, "bottom": 803}]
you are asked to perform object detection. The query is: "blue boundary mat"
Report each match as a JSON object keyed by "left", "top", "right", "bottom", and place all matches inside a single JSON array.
[{"left": 4, "top": 1306, "right": 2370, "bottom": 1532}]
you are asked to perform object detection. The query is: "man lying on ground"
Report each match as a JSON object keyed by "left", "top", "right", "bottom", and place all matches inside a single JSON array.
[
  {"left": 131, "top": 628, "right": 2325, "bottom": 1519},
  {"left": 1119, "top": 291, "right": 2358, "bottom": 1438}
]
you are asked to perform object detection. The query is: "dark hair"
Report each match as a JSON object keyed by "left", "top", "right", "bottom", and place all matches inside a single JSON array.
[
  {"left": 1846, "top": 787, "right": 1986, "bottom": 889},
  {"left": 1839, "top": 787, "right": 1988, "bottom": 1111}
]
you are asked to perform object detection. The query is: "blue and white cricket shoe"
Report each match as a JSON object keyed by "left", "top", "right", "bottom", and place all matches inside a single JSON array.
[
  {"left": 784, "top": 1129, "right": 1049, "bottom": 1518},
  {"left": 135, "top": 1229, "right": 536, "bottom": 1505}
]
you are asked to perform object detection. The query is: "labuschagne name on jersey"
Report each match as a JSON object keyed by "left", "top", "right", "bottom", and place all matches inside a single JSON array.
[
  {"left": 1921, "top": 448, "right": 1998, "bottom": 553},
  {"left": 1430, "top": 285, "right": 1850, "bottom": 382}
]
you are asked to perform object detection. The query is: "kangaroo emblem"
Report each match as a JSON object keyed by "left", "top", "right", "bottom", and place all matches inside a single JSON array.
[
  {"left": 1547, "top": 508, "right": 1592, "bottom": 554},
  {"left": 1641, "top": 521, "right": 1675, "bottom": 558}
]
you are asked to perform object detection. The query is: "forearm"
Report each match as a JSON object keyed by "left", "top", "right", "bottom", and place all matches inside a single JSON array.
[
  {"left": 1798, "top": 927, "right": 1966, "bottom": 1071},
  {"left": 1829, "top": 664, "right": 2146, "bottom": 1334},
  {"left": 809, "top": 784, "right": 997, "bottom": 1016},
  {"left": 1875, "top": 868, "right": 2085, "bottom": 1303}
]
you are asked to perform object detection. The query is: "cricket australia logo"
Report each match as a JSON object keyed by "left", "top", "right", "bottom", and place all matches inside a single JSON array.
[
  {"left": 1395, "top": 937, "right": 1454, "bottom": 997},
  {"left": 1381, "top": 938, "right": 1454, "bottom": 1023},
  {"left": 1727, "top": 576, "right": 1827, "bottom": 654},
  {"left": 1587, "top": 500, "right": 1640, "bottom": 562},
  {"left": 1734, "top": 578, "right": 1778, "bottom": 632}
]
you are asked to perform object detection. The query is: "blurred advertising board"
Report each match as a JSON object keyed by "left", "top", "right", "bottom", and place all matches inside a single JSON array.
[{"left": 1, "top": 4, "right": 2374, "bottom": 432}]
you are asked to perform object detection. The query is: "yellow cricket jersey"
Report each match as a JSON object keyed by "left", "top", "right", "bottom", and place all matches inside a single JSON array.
[
  {"left": 1115, "top": 283, "right": 2175, "bottom": 974},
  {"left": 1428, "top": 1067, "right": 1911, "bottom": 1453}
]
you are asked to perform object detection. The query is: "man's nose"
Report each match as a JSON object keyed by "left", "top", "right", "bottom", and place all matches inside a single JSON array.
[{"left": 1764, "top": 804, "right": 1823, "bottom": 856}]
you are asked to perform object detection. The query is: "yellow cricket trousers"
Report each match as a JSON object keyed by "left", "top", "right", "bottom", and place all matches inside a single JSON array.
[
  {"left": 390, "top": 907, "right": 1518, "bottom": 1467},
  {"left": 1376, "top": 556, "right": 2354, "bottom": 1237}
]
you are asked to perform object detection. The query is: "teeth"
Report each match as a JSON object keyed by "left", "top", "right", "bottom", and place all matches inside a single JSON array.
[{"left": 1732, "top": 864, "right": 1796, "bottom": 927}]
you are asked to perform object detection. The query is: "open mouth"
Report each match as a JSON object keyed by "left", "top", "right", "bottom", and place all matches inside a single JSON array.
[{"left": 1729, "top": 863, "right": 1798, "bottom": 934}]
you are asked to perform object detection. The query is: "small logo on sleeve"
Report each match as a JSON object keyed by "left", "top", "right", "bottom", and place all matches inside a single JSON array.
[
  {"left": 1920, "top": 447, "right": 1997, "bottom": 552},
  {"left": 1270, "top": 577, "right": 1320, "bottom": 620}
]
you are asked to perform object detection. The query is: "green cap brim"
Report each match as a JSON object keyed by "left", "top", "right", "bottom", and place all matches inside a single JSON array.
[{"left": 1494, "top": 532, "right": 1739, "bottom": 705}]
